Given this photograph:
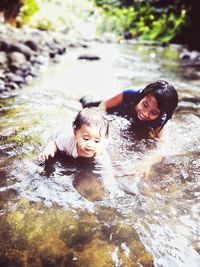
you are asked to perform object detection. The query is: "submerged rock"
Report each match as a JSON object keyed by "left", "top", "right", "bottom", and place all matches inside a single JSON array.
[{"left": 78, "top": 54, "right": 100, "bottom": 61}]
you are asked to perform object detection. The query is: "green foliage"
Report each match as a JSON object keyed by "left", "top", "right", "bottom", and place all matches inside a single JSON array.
[
  {"left": 20, "top": 0, "right": 39, "bottom": 25},
  {"left": 93, "top": 0, "right": 190, "bottom": 44},
  {"left": 139, "top": 10, "right": 187, "bottom": 43},
  {"left": 2, "top": 0, "right": 190, "bottom": 44},
  {"left": 97, "top": 6, "right": 136, "bottom": 36},
  {"left": 18, "top": 0, "right": 95, "bottom": 32}
]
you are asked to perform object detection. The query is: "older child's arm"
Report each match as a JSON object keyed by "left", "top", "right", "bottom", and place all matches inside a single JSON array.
[
  {"left": 99, "top": 93, "right": 123, "bottom": 112},
  {"left": 135, "top": 124, "right": 171, "bottom": 177},
  {"left": 149, "top": 127, "right": 162, "bottom": 139},
  {"left": 38, "top": 140, "right": 58, "bottom": 162}
]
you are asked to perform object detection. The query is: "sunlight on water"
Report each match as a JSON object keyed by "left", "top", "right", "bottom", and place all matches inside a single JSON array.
[{"left": 0, "top": 41, "right": 200, "bottom": 266}]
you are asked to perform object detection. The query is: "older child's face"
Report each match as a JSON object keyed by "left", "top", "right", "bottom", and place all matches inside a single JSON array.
[
  {"left": 135, "top": 95, "right": 160, "bottom": 121},
  {"left": 74, "top": 124, "right": 106, "bottom": 158}
]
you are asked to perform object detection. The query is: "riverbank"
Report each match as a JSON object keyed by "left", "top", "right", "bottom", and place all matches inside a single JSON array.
[
  {"left": 0, "top": 23, "right": 91, "bottom": 95},
  {"left": 1, "top": 22, "right": 200, "bottom": 98}
]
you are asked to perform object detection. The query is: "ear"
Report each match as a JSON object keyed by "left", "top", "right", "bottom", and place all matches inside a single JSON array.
[{"left": 73, "top": 127, "right": 77, "bottom": 136}]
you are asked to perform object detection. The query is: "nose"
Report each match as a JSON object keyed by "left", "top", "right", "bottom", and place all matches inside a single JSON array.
[
  {"left": 85, "top": 140, "right": 94, "bottom": 148},
  {"left": 143, "top": 109, "right": 150, "bottom": 119}
]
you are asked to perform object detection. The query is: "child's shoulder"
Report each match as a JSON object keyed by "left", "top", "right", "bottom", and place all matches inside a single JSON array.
[
  {"left": 53, "top": 126, "right": 75, "bottom": 150},
  {"left": 123, "top": 87, "right": 142, "bottom": 96},
  {"left": 54, "top": 123, "right": 73, "bottom": 138}
]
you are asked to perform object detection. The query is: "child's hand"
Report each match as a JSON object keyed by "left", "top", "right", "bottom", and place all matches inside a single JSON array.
[
  {"left": 38, "top": 151, "right": 55, "bottom": 162},
  {"left": 38, "top": 141, "right": 57, "bottom": 162}
]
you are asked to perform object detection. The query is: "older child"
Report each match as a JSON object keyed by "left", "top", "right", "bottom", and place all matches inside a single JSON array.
[
  {"left": 39, "top": 107, "right": 109, "bottom": 162},
  {"left": 80, "top": 80, "right": 178, "bottom": 138}
]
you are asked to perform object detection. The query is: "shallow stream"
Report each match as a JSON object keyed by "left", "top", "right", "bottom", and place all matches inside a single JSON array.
[{"left": 0, "top": 41, "right": 200, "bottom": 267}]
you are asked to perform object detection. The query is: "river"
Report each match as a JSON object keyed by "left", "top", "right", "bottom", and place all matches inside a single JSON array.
[{"left": 0, "top": 41, "right": 200, "bottom": 267}]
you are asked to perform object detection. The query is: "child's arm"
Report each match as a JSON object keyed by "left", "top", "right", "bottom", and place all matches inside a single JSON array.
[
  {"left": 99, "top": 93, "right": 123, "bottom": 112},
  {"left": 149, "top": 127, "right": 163, "bottom": 139},
  {"left": 135, "top": 124, "right": 171, "bottom": 177},
  {"left": 38, "top": 140, "right": 58, "bottom": 162}
]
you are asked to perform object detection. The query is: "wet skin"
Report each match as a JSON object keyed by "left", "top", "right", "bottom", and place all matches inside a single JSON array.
[
  {"left": 135, "top": 95, "right": 160, "bottom": 121},
  {"left": 74, "top": 124, "right": 106, "bottom": 158}
]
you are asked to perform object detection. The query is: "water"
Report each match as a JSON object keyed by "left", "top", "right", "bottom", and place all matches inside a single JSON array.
[{"left": 0, "top": 41, "right": 200, "bottom": 267}]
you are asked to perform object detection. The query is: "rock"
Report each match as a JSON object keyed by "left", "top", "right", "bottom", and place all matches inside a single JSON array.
[
  {"left": 10, "top": 43, "right": 34, "bottom": 60},
  {"left": 0, "top": 23, "right": 74, "bottom": 95},
  {"left": 5, "top": 73, "right": 24, "bottom": 84},
  {"left": 101, "top": 32, "right": 118, "bottom": 43},
  {"left": 0, "top": 39, "right": 11, "bottom": 52},
  {"left": 0, "top": 51, "right": 8, "bottom": 66},
  {"left": 179, "top": 52, "right": 191, "bottom": 60},
  {"left": 25, "top": 66, "right": 39, "bottom": 78},
  {"left": 0, "top": 79, "right": 6, "bottom": 91},
  {"left": 180, "top": 50, "right": 200, "bottom": 61},
  {"left": 78, "top": 54, "right": 100, "bottom": 60},
  {"left": 8, "top": 51, "right": 27, "bottom": 67},
  {"left": 24, "top": 75, "right": 34, "bottom": 84},
  {"left": 24, "top": 40, "right": 39, "bottom": 51},
  {"left": 0, "top": 69, "right": 5, "bottom": 79},
  {"left": 31, "top": 55, "right": 49, "bottom": 66},
  {"left": 6, "top": 81, "right": 19, "bottom": 90}
]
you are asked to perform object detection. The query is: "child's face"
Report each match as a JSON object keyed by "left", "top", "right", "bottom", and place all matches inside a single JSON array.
[
  {"left": 74, "top": 124, "right": 106, "bottom": 158},
  {"left": 135, "top": 95, "right": 161, "bottom": 121}
]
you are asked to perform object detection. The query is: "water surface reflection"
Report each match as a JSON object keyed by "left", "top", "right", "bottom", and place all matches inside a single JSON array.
[{"left": 0, "top": 41, "right": 200, "bottom": 266}]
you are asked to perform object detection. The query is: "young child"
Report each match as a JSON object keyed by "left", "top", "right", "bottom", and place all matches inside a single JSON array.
[
  {"left": 39, "top": 107, "right": 109, "bottom": 162},
  {"left": 80, "top": 80, "right": 178, "bottom": 138}
]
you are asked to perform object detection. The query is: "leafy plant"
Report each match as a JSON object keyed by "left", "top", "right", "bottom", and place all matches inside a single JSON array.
[
  {"left": 19, "top": 0, "right": 95, "bottom": 32},
  {"left": 93, "top": 0, "right": 189, "bottom": 44},
  {"left": 20, "top": 0, "right": 39, "bottom": 25}
]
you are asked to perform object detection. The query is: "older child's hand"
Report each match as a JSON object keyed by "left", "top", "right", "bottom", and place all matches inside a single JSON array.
[{"left": 38, "top": 141, "right": 57, "bottom": 162}]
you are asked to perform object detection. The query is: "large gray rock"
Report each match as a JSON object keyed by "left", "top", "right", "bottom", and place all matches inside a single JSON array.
[
  {"left": 8, "top": 51, "right": 27, "bottom": 68},
  {"left": 0, "top": 51, "right": 8, "bottom": 66}
]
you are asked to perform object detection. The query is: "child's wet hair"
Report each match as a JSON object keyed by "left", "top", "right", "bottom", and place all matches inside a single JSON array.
[
  {"left": 137, "top": 80, "right": 178, "bottom": 122},
  {"left": 73, "top": 107, "right": 109, "bottom": 137}
]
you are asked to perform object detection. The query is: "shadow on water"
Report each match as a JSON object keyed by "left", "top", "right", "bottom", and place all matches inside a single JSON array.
[{"left": 0, "top": 41, "right": 200, "bottom": 266}]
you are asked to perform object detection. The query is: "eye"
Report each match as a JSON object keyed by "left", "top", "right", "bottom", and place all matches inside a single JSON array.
[
  {"left": 95, "top": 140, "right": 100, "bottom": 143},
  {"left": 143, "top": 101, "right": 148, "bottom": 108},
  {"left": 83, "top": 137, "right": 89, "bottom": 141},
  {"left": 151, "top": 111, "right": 159, "bottom": 116}
]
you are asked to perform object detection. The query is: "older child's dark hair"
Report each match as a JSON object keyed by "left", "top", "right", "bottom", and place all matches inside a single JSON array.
[
  {"left": 136, "top": 80, "right": 178, "bottom": 123},
  {"left": 73, "top": 107, "right": 109, "bottom": 137}
]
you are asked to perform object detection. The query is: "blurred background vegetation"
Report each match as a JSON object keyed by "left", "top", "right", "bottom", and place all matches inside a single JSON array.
[{"left": 0, "top": 0, "right": 199, "bottom": 50}]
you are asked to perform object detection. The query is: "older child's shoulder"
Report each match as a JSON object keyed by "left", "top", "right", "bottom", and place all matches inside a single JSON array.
[{"left": 122, "top": 88, "right": 142, "bottom": 99}]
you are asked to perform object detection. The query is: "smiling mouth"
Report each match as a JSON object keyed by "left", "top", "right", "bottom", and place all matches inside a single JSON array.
[{"left": 138, "top": 113, "right": 147, "bottom": 120}]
